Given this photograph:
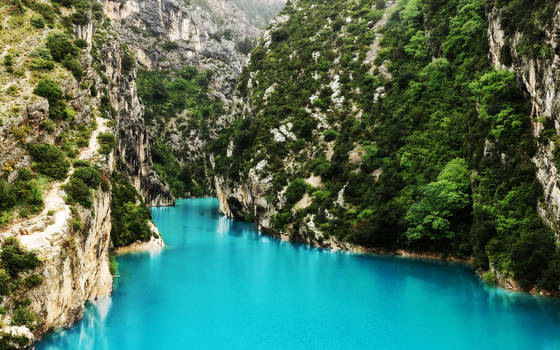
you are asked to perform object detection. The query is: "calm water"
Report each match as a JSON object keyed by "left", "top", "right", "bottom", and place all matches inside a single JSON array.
[{"left": 38, "top": 198, "right": 560, "bottom": 349}]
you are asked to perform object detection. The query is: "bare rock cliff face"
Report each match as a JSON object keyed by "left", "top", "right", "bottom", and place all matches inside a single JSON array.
[
  {"left": 487, "top": 5, "right": 560, "bottom": 236},
  {"left": 103, "top": 0, "right": 259, "bottom": 73},
  {"left": 103, "top": 46, "right": 175, "bottom": 206}
]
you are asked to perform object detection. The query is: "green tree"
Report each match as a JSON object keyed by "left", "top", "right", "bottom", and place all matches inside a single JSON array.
[{"left": 405, "top": 158, "right": 470, "bottom": 241}]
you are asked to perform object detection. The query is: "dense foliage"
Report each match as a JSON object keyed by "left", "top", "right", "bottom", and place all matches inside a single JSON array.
[
  {"left": 28, "top": 143, "right": 70, "bottom": 180},
  {"left": 137, "top": 66, "right": 222, "bottom": 196},
  {"left": 0, "top": 237, "right": 41, "bottom": 331},
  {"left": 213, "top": 0, "right": 560, "bottom": 292},
  {"left": 0, "top": 168, "right": 44, "bottom": 226},
  {"left": 150, "top": 142, "right": 208, "bottom": 197},
  {"left": 63, "top": 164, "right": 101, "bottom": 208},
  {"left": 110, "top": 171, "right": 153, "bottom": 247}
]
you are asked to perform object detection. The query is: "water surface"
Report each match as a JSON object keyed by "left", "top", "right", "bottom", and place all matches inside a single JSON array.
[{"left": 38, "top": 198, "right": 560, "bottom": 349}]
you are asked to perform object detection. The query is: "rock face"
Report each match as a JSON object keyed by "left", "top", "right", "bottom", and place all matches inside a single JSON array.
[
  {"left": 0, "top": 3, "right": 172, "bottom": 345},
  {"left": 106, "top": 50, "right": 175, "bottom": 206},
  {"left": 16, "top": 179, "right": 113, "bottom": 338},
  {"left": 487, "top": 5, "right": 560, "bottom": 237},
  {"left": 104, "top": 0, "right": 266, "bottom": 197},
  {"left": 103, "top": 0, "right": 259, "bottom": 75}
]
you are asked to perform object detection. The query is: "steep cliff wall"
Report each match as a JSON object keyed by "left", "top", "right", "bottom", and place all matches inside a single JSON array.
[
  {"left": 0, "top": 0, "right": 170, "bottom": 346},
  {"left": 487, "top": 4, "right": 560, "bottom": 236},
  {"left": 104, "top": 0, "right": 259, "bottom": 84},
  {"left": 102, "top": 43, "right": 175, "bottom": 206},
  {"left": 104, "top": 0, "right": 264, "bottom": 198}
]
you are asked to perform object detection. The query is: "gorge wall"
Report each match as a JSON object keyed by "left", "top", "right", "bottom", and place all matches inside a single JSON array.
[
  {"left": 211, "top": 0, "right": 560, "bottom": 295},
  {"left": 104, "top": 0, "right": 266, "bottom": 198},
  {"left": 487, "top": 4, "right": 560, "bottom": 234},
  {"left": 0, "top": 0, "right": 169, "bottom": 346}
]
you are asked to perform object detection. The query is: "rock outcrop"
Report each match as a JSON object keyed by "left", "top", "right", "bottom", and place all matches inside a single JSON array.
[
  {"left": 487, "top": 5, "right": 560, "bottom": 237},
  {"left": 104, "top": 0, "right": 259, "bottom": 90}
]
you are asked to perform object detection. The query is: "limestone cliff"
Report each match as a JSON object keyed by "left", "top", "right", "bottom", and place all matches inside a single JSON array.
[
  {"left": 0, "top": 0, "right": 170, "bottom": 346},
  {"left": 104, "top": 0, "right": 271, "bottom": 198},
  {"left": 104, "top": 0, "right": 259, "bottom": 96},
  {"left": 487, "top": 4, "right": 560, "bottom": 236}
]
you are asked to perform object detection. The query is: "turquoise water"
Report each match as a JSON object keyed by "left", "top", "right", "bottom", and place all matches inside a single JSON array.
[{"left": 38, "top": 198, "right": 560, "bottom": 349}]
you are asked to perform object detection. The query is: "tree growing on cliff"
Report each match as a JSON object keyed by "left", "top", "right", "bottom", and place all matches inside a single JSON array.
[{"left": 405, "top": 158, "right": 470, "bottom": 241}]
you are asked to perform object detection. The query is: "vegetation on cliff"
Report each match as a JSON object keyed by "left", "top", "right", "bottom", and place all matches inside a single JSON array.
[
  {"left": 213, "top": 0, "right": 560, "bottom": 293},
  {"left": 110, "top": 171, "right": 153, "bottom": 247},
  {"left": 137, "top": 66, "right": 221, "bottom": 197}
]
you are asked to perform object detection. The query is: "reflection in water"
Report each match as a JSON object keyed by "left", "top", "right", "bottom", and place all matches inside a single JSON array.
[{"left": 38, "top": 198, "right": 560, "bottom": 350}]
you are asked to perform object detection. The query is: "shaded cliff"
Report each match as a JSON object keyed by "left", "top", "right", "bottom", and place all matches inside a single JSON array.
[
  {"left": 106, "top": 0, "right": 277, "bottom": 198},
  {"left": 487, "top": 2, "right": 560, "bottom": 235}
]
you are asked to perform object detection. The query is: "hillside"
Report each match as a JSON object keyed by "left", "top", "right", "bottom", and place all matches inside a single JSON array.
[{"left": 212, "top": 0, "right": 560, "bottom": 295}]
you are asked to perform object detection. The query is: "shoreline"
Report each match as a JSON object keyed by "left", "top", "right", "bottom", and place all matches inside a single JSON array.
[
  {"left": 263, "top": 225, "right": 559, "bottom": 299},
  {"left": 113, "top": 235, "right": 165, "bottom": 255},
  {"left": 113, "top": 222, "right": 165, "bottom": 255}
]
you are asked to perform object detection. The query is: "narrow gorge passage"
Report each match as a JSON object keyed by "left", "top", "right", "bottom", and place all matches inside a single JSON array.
[{"left": 37, "top": 199, "right": 560, "bottom": 350}]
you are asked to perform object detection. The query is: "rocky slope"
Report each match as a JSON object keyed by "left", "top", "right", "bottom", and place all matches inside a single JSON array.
[
  {"left": 212, "top": 0, "right": 560, "bottom": 295},
  {"left": 0, "top": 0, "right": 169, "bottom": 346},
  {"left": 104, "top": 0, "right": 259, "bottom": 98}
]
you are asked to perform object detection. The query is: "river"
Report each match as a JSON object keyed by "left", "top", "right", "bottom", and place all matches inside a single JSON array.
[{"left": 37, "top": 198, "right": 560, "bottom": 349}]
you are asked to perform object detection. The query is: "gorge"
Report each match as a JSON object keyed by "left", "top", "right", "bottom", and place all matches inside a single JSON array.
[{"left": 1, "top": 0, "right": 560, "bottom": 348}]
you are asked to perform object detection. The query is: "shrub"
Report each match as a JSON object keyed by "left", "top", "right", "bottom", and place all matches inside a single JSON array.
[
  {"left": 271, "top": 28, "right": 289, "bottom": 42},
  {"left": 375, "top": 0, "right": 386, "bottom": 10},
  {"left": 481, "top": 271, "right": 497, "bottom": 285},
  {"left": 62, "top": 54, "right": 83, "bottom": 80},
  {"left": 162, "top": 41, "right": 179, "bottom": 51},
  {"left": 30, "top": 14, "right": 45, "bottom": 28},
  {"left": 323, "top": 129, "right": 337, "bottom": 142},
  {"left": 72, "top": 166, "right": 101, "bottom": 188},
  {"left": 30, "top": 46, "right": 53, "bottom": 60},
  {"left": 0, "top": 269, "right": 10, "bottom": 295},
  {"left": 24, "top": 274, "right": 42, "bottom": 288},
  {"left": 0, "top": 211, "right": 12, "bottom": 227},
  {"left": 74, "top": 39, "right": 87, "bottom": 48},
  {"left": 46, "top": 33, "right": 78, "bottom": 61},
  {"left": 17, "top": 168, "right": 32, "bottom": 181},
  {"left": 1, "top": 237, "right": 39, "bottom": 277},
  {"left": 30, "top": 58, "right": 54, "bottom": 70},
  {"left": 11, "top": 305, "right": 34, "bottom": 327},
  {"left": 27, "top": 143, "right": 69, "bottom": 179},
  {"left": 71, "top": 11, "right": 88, "bottom": 25},
  {"left": 40, "top": 119, "right": 55, "bottom": 133},
  {"left": 285, "top": 178, "right": 310, "bottom": 206},
  {"left": 3, "top": 54, "right": 14, "bottom": 71},
  {"left": 33, "top": 78, "right": 62, "bottom": 102},
  {"left": 121, "top": 50, "right": 135, "bottom": 74},
  {"left": 97, "top": 133, "right": 116, "bottom": 155},
  {"left": 63, "top": 177, "right": 92, "bottom": 208},
  {"left": 90, "top": 84, "right": 97, "bottom": 97},
  {"left": 48, "top": 100, "right": 74, "bottom": 121}
]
